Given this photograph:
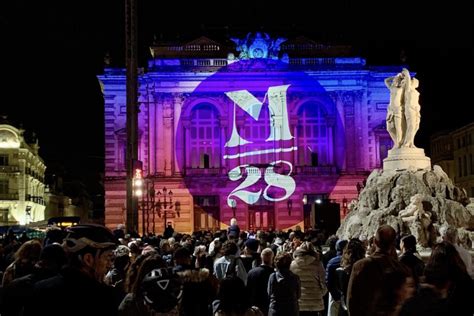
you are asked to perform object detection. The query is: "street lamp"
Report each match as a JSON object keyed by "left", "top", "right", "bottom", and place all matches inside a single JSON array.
[{"left": 156, "top": 187, "right": 179, "bottom": 232}]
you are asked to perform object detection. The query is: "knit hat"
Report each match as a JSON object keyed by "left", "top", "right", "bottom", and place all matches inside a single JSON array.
[{"left": 245, "top": 238, "right": 260, "bottom": 252}]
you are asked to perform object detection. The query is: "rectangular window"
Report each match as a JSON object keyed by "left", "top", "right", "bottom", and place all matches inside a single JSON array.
[
  {"left": 0, "top": 179, "right": 8, "bottom": 194},
  {"left": 463, "top": 156, "right": 467, "bottom": 177},
  {"left": 458, "top": 157, "right": 462, "bottom": 177},
  {"left": 1, "top": 209, "right": 8, "bottom": 223},
  {"left": 0, "top": 155, "right": 8, "bottom": 166}
]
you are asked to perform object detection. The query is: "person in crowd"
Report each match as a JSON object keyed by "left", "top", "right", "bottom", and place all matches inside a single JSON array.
[
  {"left": 290, "top": 241, "right": 326, "bottom": 316},
  {"left": 240, "top": 238, "right": 261, "bottom": 272},
  {"left": 2, "top": 239, "right": 42, "bottom": 287},
  {"left": 325, "top": 239, "right": 348, "bottom": 316},
  {"left": 104, "top": 244, "right": 131, "bottom": 296},
  {"left": 440, "top": 226, "right": 473, "bottom": 277},
  {"left": 124, "top": 251, "right": 157, "bottom": 294},
  {"left": 400, "top": 241, "right": 474, "bottom": 316},
  {"left": 336, "top": 238, "right": 366, "bottom": 316},
  {"left": 398, "top": 234, "right": 424, "bottom": 284},
  {"left": 347, "top": 225, "right": 414, "bottom": 316},
  {"left": 25, "top": 224, "right": 120, "bottom": 316},
  {"left": 227, "top": 218, "right": 241, "bottom": 239},
  {"left": 214, "top": 241, "right": 247, "bottom": 284},
  {"left": 268, "top": 252, "right": 301, "bottom": 316},
  {"left": 113, "top": 224, "right": 126, "bottom": 240},
  {"left": 173, "top": 247, "right": 218, "bottom": 316},
  {"left": 322, "top": 235, "right": 338, "bottom": 268},
  {"left": 270, "top": 232, "right": 285, "bottom": 256},
  {"left": 205, "top": 239, "right": 222, "bottom": 274},
  {"left": 247, "top": 248, "right": 274, "bottom": 315},
  {"left": 212, "top": 277, "right": 264, "bottom": 316},
  {"left": 1, "top": 243, "right": 66, "bottom": 316},
  {"left": 119, "top": 254, "right": 180, "bottom": 315},
  {"left": 164, "top": 222, "right": 175, "bottom": 239}
]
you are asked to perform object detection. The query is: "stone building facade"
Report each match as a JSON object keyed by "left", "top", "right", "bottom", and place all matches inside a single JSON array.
[
  {"left": 100, "top": 33, "right": 400, "bottom": 233},
  {"left": 432, "top": 122, "right": 474, "bottom": 197},
  {"left": 0, "top": 123, "right": 46, "bottom": 225}
]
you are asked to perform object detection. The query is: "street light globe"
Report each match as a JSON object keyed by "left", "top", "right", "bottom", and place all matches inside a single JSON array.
[
  {"left": 134, "top": 189, "right": 143, "bottom": 197},
  {"left": 134, "top": 179, "right": 143, "bottom": 187}
]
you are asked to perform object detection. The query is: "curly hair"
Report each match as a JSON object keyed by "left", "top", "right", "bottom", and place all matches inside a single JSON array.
[{"left": 340, "top": 238, "right": 366, "bottom": 270}]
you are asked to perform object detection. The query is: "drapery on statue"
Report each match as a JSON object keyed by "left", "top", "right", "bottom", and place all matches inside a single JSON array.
[{"left": 385, "top": 68, "right": 421, "bottom": 149}]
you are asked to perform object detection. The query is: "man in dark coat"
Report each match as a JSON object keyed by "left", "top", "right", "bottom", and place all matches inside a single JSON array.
[
  {"left": 347, "top": 225, "right": 409, "bottom": 316},
  {"left": 247, "top": 248, "right": 274, "bottom": 315}
]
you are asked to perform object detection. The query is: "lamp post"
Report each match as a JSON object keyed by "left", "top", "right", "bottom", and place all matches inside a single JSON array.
[{"left": 156, "top": 187, "right": 179, "bottom": 233}]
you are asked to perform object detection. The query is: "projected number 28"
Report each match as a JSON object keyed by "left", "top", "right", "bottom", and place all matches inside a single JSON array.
[
  {"left": 227, "top": 160, "right": 296, "bottom": 207},
  {"left": 224, "top": 84, "right": 297, "bottom": 207}
]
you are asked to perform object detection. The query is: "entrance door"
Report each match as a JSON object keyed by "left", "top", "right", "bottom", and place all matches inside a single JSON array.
[
  {"left": 248, "top": 208, "right": 275, "bottom": 231},
  {"left": 193, "top": 196, "right": 220, "bottom": 232}
]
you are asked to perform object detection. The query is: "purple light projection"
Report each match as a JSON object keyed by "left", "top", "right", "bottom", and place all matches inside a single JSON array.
[{"left": 176, "top": 59, "right": 345, "bottom": 229}]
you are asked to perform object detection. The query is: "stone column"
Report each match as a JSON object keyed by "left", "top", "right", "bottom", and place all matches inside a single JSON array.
[
  {"left": 156, "top": 94, "right": 165, "bottom": 175},
  {"left": 173, "top": 93, "right": 184, "bottom": 176},
  {"left": 219, "top": 119, "right": 227, "bottom": 174},
  {"left": 163, "top": 96, "right": 174, "bottom": 176}
]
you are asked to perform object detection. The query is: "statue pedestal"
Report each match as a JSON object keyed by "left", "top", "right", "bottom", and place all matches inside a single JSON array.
[{"left": 383, "top": 147, "right": 431, "bottom": 171}]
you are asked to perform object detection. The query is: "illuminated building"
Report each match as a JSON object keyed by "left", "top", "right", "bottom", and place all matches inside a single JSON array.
[
  {"left": 0, "top": 121, "right": 46, "bottom": 226},
  {"left": 431, "top": 122, "right": 474, "bottom": 196},
  {"left": 100, "top": 33, "right": 400, "bottom": 233}
]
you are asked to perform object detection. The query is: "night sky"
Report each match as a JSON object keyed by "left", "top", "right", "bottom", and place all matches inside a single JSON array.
[{"left": 0, "top": 1, "right": 472, "bottom": 195}]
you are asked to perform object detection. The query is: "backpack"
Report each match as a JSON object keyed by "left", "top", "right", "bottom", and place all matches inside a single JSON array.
[{"left": 141, "top": 267, "right": 183, "bottom": 313}]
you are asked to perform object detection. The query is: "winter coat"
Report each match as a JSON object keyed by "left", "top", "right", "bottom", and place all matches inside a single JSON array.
[
  {"left": 267, "top": 270, "right": 301, "bottom": 316},
  {"left": 246, "top": 265, "right": 274, "bottom": 315},
  {"left": 290, "top": 254, "right": 327, "bottom": 312}
]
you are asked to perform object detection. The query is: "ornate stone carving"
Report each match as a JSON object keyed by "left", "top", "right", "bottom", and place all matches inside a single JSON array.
[{"left": 230, "top": 32, "right": 287, "bottom": 60}]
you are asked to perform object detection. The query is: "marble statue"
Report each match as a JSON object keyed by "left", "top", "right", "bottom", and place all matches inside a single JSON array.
[
  {"left": 401, "top": 69, "right": 421, "bottom": 148},
  {"left": 385, "top": 72, "right": 405, "bottom": 148},
  {"left": 399, "top": 194, "right": 434, "bottom": 247},
  {"left": 384, "top": 68, "right": 421, "bottom": 149}
]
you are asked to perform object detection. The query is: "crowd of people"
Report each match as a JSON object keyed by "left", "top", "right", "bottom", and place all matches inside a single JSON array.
[{"left": 0, "top": 219, "right": 472, "bottom": 316}]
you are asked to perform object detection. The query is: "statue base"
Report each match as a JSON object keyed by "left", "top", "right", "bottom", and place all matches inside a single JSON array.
[{"left": 383, "top": 147, "right": 431, "bottom": 171}]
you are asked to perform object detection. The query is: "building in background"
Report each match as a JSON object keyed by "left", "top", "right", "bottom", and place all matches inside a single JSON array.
[
  {"left": 432, "top": 122, "right": 474, "bottom": 197},
  {"left": 100, "top": 33, "right": 402, "bottom": 234},
  {"left": 0, "top": 121, "right": 46, "bottom": 226}
]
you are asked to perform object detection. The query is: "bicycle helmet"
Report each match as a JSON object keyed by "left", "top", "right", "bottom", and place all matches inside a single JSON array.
[
  {"left": 141, "top": 268, "right": 183, "bottom": 313},
  {"left": 63, "top": 224, "right": 118, "bottom": 253}
]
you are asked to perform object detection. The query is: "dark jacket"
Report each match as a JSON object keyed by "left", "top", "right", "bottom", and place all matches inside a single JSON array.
[
  {"left": 347, "top": 251, "right": 405, "bottom": 316},
  {"left": 326, "top": 254, "right": 342, "bottom": 300},
  {"left": 247, "top": 264, "right": 274, "bottom": 315},
  {"left": 227, "top": 225, "right": 240, "bottom": 238},
  {"left": 399, "top": 251, "right": 424, "bottom": 283},
  {"left": 267, "top": 270, "right": 301, "bottom": 316},
  {"left": 24, "top": 266, "right": 120, "bottom": 316}
]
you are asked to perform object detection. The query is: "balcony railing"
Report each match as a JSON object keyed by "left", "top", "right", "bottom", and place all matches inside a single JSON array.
[
  {"left": 295, "top": 165, "right": 337, "bottom": 175},
  {"left": 26, "top": 195, "right": 45, "bottom": 205},
  {"left": 185, "top": 167, "right": 222, "bottom": 176},
  {"left": 0, "top": 193, "right": 19, "bottom": 200},
  {"left": 0, "top": 166, "right": 20, "bottom": 173}
]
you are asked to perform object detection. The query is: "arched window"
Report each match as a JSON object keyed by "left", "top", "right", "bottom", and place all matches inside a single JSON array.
[
  {"left": 297, "top": 103, "right": 332, "bottom": 166},
  {"left": 190, "top": 104, "right": 220, "bottom": 168}
]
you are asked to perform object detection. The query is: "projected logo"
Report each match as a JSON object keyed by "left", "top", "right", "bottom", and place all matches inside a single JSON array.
[
  {"left": 224, "top": 85, "right": 296, "bottom": 207},
  {"left": 176, "top": 59, "right": 344, "bottom": 222}
]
